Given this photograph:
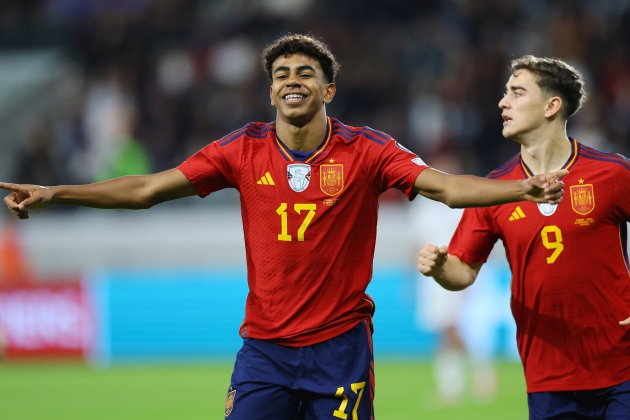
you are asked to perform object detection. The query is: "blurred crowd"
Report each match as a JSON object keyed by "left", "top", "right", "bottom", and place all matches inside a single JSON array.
[{"left": 2, "top": 0, "right": 630, "bottom": 193}]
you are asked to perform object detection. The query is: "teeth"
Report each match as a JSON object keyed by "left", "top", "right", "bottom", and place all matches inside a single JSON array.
[{"left": 284, "top": 94, "right": 306, "bottom": 100}]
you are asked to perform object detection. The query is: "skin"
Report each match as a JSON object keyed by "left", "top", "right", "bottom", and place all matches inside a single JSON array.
[
  {"left": 1, "top": 55, "right": 565, "bottom": 217},
  {"left": 419, "top": 68, "right": 630, "bottom": 326}
]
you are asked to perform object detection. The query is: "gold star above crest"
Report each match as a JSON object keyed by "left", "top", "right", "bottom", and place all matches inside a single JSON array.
[
  {"left": 578, "top": 179, "right": 584, "bottom": 184},
  {"left": 329, "top": 158, "right": 335, "bottom": 163}
]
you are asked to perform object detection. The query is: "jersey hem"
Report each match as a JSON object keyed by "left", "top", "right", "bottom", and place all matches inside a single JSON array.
[
  {"left": 244, "top": 317, "right": 371, "bottom": 348},
  {"left": 526, "top": 372, "right": 630, "bottom": 393}
]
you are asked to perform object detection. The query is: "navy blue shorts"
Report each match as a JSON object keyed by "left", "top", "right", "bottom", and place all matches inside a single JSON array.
[
  {"left": 224, "top": 320, "right": 375, "bottom": 420},
  {"left": 528, "top": 379, "right": 630, "bottom": 419}
]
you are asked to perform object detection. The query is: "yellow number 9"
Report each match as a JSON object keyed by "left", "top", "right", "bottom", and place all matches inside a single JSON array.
[{"left": 540, "top": 225, "right": 564, "bottom": 264}]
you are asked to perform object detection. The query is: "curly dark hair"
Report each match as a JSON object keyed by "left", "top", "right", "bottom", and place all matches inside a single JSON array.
[
  {"left": 510, "top": 55, "right": 587, "bottom": 119},
  {"left": 261, "top": 34, "right": 341, "bottom": 83}
]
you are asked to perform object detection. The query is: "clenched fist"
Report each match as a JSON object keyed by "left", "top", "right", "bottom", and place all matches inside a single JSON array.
[{"left": 418, "top": 243, "right": 449, "bottom": 276}]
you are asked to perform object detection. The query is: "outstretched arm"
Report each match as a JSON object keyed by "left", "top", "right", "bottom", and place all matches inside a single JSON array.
[
  {"left": 413, "top": 168, "right": 567, "bottom": 208},
  {"left": 417, "top": 243, "right": 482, "bottom": 291},
  {"left": 1, "top": 168, "right": 199, "bottom": 219}
]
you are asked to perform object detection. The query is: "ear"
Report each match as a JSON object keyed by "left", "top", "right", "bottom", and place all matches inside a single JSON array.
[
  {"left": 544, "top": 96, "right": 563, "bottom": 119},
  {"left": 323, "top": 83, "right": 336, "bottom": 104},
  {"left": 270, "top": 85, "right": 275, "bottom": 107}
]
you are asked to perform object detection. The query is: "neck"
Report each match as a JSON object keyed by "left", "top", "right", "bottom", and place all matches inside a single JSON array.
[
  {"left": 275, "top": 108, "right": 328, "bottom": 151},
  {"left": 516, "top": 122, "right": 572, "bottom": 175}
]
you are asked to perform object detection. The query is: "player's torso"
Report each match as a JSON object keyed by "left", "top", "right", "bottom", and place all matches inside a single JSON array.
[
  {"left": 236, "top": 128, "right": 378, "bottom": 258},
  {"left": 493, "top": 153, "right": 628, "bottom": 298},
  {"left": 490, "top": 145, "right": 630, "bottom": 390}
]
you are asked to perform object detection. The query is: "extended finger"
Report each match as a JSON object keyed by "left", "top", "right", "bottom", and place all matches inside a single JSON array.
[
  {"left": 0, "top": 182, "right": 25, "bottom": 193},
  {"left": 544, "top": 181, "right": 565, "bottom": 194},
  {"left": 619, "top": 316, "right": 630, "bottom": 326}
]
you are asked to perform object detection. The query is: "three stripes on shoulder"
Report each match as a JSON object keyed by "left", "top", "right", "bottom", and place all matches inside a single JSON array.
[{"left": 257, "top": 172, "right": 275, "bottom": 185}]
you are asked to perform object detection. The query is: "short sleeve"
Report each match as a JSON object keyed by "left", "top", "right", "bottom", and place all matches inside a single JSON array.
[
  {"left": 615, "top": 156, "right": 630, "bottom": 221},
  {"left": 371, "top": 140, "right": 429, "bottom": 200},
  {"left": 448, "top": 207, "right": 500, "bottom": 265},
  {"left": 178, "top": 141, "right": 238, "bottom": 197}
]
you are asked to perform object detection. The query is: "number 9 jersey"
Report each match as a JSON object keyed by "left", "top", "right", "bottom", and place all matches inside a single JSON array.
[
  {"left": 449, "top": 138, "right": 630, "bottom": 393},
  {"left": 178, "top": 117, "right": 428, "bottom": 347}
]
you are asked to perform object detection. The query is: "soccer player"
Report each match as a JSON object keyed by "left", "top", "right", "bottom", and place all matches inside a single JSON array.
[
  {"left": 418, "top": 55, "right": 630, "bottom": 419},
  {"left": 1, "top": 36, "right": 566, "bottom": 419}
]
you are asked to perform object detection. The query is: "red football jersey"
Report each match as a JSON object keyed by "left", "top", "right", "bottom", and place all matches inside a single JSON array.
[
  {"left": 450, "top": 138, "right": 630, "bottom": 392},
  {"left": 178, "top": 117, "right": 428, "bottom": 346}
]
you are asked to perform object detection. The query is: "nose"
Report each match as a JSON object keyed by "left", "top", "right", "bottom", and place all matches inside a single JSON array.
[
  {"left": 286, "top": 73, "right": 302, "bottom": 87},
  {"left": 498, "top": 95, "right": 508, "bottom": 110}
]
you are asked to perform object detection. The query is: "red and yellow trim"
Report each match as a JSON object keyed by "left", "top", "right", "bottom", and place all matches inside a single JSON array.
[{"left": 275, "top": 117, "right": 333, "bottom": 162}]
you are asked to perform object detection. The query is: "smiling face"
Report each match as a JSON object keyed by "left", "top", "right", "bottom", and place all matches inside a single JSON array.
[
  {"left": 499, "top": 69, "right": 556, "bottom": 140},
  {"left": 269, "top": 53, "right": 336, "bottom": 126}
]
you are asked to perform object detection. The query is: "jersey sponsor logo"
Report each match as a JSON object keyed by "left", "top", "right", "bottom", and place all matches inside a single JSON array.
[
  {"left": 509, "top": 206, "right": 526, "bottom": 221},
  {"left": 225, "top": 388, "right": 236, "bottom": 417},
  {"left": 411, "top": 157, "right": 425, "bottom": 166},
  {"left": 256, "top": 172, "right": 275, "bottom": 186},
  {"left": 570, "top": 184, "right": 595, "bottom": 215},
  {"left": 287, "top": 164, "right": 311, "bottom": 192},
  {"left": 537, "top": 202, "right": 558, "bottom": 216},
  {"left": 320, "top": 164, "right": 344, "bottom": 196}
]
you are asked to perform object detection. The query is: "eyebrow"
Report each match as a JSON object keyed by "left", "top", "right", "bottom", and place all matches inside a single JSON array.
[
  {"left": 506, "top": 85, "right": 526, "bottom": 93},
  {"left": 273, "top": 65, "right": 317, "bottom": 74}
]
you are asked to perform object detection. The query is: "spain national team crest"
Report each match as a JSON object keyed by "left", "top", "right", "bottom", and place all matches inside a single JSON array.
[
  {"left": 225, "top": 388, "right": 236, "bottom": 417},
  {"left": 287, "top": 164, "right": 311, "bottom": 192},
  {"left": 570, "top": 184, "right": 595, "bottom": 215},
  {"left": 320, "top": 164, "right": 344, "bottom": 196}
]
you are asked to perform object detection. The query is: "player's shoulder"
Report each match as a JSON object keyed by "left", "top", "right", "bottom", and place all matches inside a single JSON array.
[
  {"left": 331, "top": 118, "right": 395, "bottom": 147},
  {"left": 486, "top": 153, "right": 522, "bottom": 180},
  {"left": 578, "top": 142, "right": 630, "bottom": 172},
  {"left": 216, "top": 121, "right": 276, "bottom": 147}
]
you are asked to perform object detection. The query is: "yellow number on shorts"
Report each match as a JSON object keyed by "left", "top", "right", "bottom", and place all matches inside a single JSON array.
[
  {"left": 333, "top": 382, "right": 366, "bottom": 420},
  {"left": 541, "top": 225, "right": 564, "bottom": 264},
  {"left": 276, "top": 203, "right": 316, "bottom": 242}
]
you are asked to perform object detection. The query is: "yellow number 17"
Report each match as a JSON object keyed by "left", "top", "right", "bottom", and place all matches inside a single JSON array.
[{"left": 276, "top": 203, "right": 317, "bottom": 242}]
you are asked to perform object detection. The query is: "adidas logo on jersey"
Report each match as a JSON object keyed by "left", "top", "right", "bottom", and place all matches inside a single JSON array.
[
  {"left": 509, "top": 206, "right": 526, "bottom": 221},
  {"left": 257, "top": 172, "right": 275, "bottom": 186}
]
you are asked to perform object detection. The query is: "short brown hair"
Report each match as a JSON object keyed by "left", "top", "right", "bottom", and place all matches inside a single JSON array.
[
  {"left": 510, "top": 55, "right": 587, "bottom": 118},
  {"left": 261, "top": 34, "right": 340, "bottom": 83}
]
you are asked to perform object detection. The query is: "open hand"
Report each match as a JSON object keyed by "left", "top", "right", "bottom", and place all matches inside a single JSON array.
[
  {"left": 523, "top": 169, "right": 568, "bottom": 204},
  {"left": 418, "top": 243, "right": 449, "bottom": 276},
  {"left": 0, "top": 182, "right": 53, "bottom": 219}
]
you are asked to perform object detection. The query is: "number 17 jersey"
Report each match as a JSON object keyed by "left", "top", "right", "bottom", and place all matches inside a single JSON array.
[{"left": 178, "top": 117, "right": 428, "bottom": 346}]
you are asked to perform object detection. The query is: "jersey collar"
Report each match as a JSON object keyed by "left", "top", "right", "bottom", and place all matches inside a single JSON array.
[
  {"left": 520, "top": 137, "right": 578, "bottom": 178},
  {"left": 274, "top": 117, "right": 333, "bottom": 163}
]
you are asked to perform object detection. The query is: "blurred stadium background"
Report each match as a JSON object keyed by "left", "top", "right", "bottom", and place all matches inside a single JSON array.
[{"left": 0, "top": 0, "right": 629, "bottom": 419}]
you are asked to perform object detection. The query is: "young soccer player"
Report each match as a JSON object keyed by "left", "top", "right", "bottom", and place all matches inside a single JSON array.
[
  {"left": 2, "top": 36, "right": 566, "bottom": 419},
  {"left": 418, "top": 55, "right": 630, "bottom": 419}
]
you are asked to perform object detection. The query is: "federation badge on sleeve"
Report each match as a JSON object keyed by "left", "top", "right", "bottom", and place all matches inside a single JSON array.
[
  {"left": 287, "top": 164, "right": 311, "bottom": 192},
  {"left": 320, "top": 164, "right": 344, "bottom": 196},
  {"left": 225, "top": 388, "right": 236, "bottom": 417},
  {"left": 570, "top": 184, "right": 595, "bottom": 215}
]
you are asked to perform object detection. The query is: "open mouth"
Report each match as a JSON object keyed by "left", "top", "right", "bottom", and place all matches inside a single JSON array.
[
  {"left": 283, "top": 93, "right": 308, "bottom": 103},
  {"left": 502, "top": 115, "right": 512, "bottom": 125}
]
